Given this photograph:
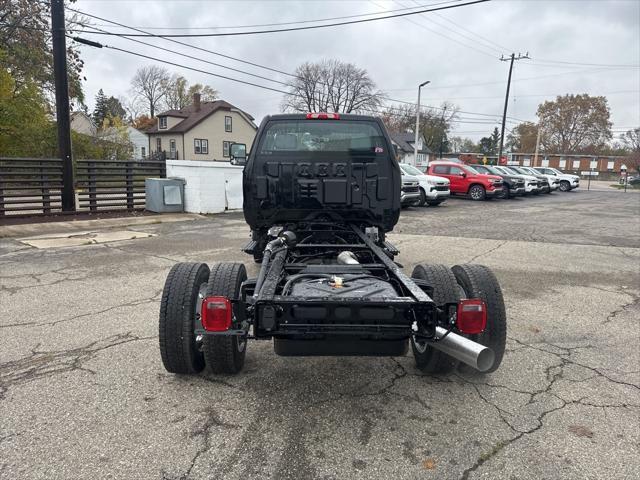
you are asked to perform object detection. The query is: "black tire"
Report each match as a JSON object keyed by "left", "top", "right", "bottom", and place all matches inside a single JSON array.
[
  {"left": 410, "top": 264, "right": 461, "bottom": 373},
  {"left": 203, "top": 262, "right": 248, "bottom": 374},
  {"left": 426, "top": 200, "right": 442, "bottom": 206},
  {"left": 496, "top": 186, "right": 508, "bottom": 199},
  {"left": 451, "top": 264, "right": 507, "bottom": 373},
  {"left": 468, "top": 184, "right": 486, "bottom": 201},
  {"left": 418, "top": 188, "right": 427, "bottom": 207},
  {"left": 545, "top": 185, "right": 552, "bottom": 194},
  {"left": 252, "top": 230, "right": 265, "bottom": 263},
  {"left": 559, "top": 180, "right": 571, "bottom": 192},
  {"left": 159, "top": 262, "right": 210, "bottom": 374}
]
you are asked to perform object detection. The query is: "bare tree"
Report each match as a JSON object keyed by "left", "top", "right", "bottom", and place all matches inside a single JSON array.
[
  {"left": 282, "top": 59, "right": 383, "bottom": 114},
  {"left": 380, "top": 101, "right": 459, "bottom": 153},
  {"left": 120, "top": 95, "right": 145, "bottom": 123},
  {"left": 131, "top": 65, "right": 170, "bottom": 117}
]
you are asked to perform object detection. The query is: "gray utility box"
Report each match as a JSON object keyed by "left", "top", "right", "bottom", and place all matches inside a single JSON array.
[{"left": 145, "top": 178, "right": 185, "bottom": 213}]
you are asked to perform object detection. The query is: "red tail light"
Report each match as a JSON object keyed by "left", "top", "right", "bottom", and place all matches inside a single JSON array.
[
  {"left": 306, "top": 112, "right": 340, "bottom": 120},
  {"left": 201, "top": 296, "right": 232, "bottom": 332},
  {"left": 456, "top": 299, "right": 487, "bottom": 334}
]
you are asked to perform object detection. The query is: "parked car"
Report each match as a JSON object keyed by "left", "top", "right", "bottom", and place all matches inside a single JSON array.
[
  {"left": 401, "top": 173, "right": 421, "bottom": 206},
  {"left": 532, "top": 167, "right": 580, "bottom": 191},
  {"left": 494, "top": 166, "right": 540, "bottom": 195},
  {"left": 427, "top": 162, "right": 503, "bottom": 200},
  {"left": 519, "top": 166, "right": 559, "bottom": 192},
  {"left": 472, "top": 164, "right": 525, "bottom": 199},
  {"left": 399, "top": 163, "right": 450, "bottom": 206},
  {"left": 507, "top": 166, "right": 551, "bottom": 193}
]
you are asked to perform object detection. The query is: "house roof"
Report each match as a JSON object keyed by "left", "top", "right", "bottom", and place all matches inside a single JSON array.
[
  {"left": 146, "top": 100, "right": 256, "bottom": 134},
  {"left": 388, "top": 131, "right": 432, "bottom": 154}
]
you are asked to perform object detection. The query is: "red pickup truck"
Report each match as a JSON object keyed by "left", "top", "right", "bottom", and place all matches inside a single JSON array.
[{"left": 427, "top": 162, "right": 503, "bottom": 201}]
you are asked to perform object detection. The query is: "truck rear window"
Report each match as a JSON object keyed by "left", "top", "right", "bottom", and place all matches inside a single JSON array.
[{"left": 258, "top": 120, "right": 386, "bottom": 154}]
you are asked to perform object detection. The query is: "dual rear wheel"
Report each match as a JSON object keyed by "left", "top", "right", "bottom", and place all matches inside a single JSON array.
[
  {"left": 159, "top": 262, "right": 248, "bottom": 375},
  {"left": 410, "top": 263, "right": 507, "bottom": 374}
]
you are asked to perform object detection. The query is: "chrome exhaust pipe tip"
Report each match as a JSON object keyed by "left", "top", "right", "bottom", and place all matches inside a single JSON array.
[{"left": 430, "top": 327, "right": 495, "bottom": 372}]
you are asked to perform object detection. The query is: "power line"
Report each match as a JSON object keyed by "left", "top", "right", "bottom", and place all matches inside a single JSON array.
[
  {"left": 369, "top": 0, "right": 499, "bottom": 58},
  {"left": 69, "top": 0, "right": 491, "bottom": 37},
  {"left": 81, "top": 1, "right": 456, "bottom": 31},
  {"left": 75, "top": 25, "right": 289, "bottom": 85},
  {"left": 530, "top": 58, "right": 640, "bottom": 68},
  {"left": 70, "top": 10, "right": 527, "bottom": 122},
  {"left": 70, "top": 36, "right": 291, "bottom": 95},
  {"left": 67, "top": 8, "right": 296, "bottom": 78}
]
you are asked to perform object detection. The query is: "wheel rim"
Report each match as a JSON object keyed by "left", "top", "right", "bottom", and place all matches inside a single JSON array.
[
  {"left": 560, "top": 182, "right": 569, "bottom": 191},
  {"left": 412, "top": 337, "right": 428, "bottom": 353},
  {"left": 470, "top": 186, "right": 482, "bottom": 199},
  {"left": 237, "top": 335, "right": 247, "bottom": 352}
]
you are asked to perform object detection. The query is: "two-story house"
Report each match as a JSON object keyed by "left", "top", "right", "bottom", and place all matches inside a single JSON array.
[
  {"left": 146, "top": 94, "right": 257, "bottom": 161},
  {"left": 388, "top": 131, "right": 432, "bottom": 168}
]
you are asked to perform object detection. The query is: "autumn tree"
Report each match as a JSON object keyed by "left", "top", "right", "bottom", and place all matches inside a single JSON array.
[
  {"left": 620, "top": 127, "right": 640, "bottom": 174},
  {"left": 282, "top": 59, "right": 383, "bottom": 114},
  {"left": 449, "top": 136, "right": 478, "bottom": 153},
  {"left": 162, "top": 74, "right": 218, "bottom": 110},
  {"left": 506, "top": 121, "right": 538, "bottom": 153},
  {"left": 537, "top": 94, "right": 612, "bottom": 154},
  {"left": 0, "top": 0, "right": 85, "bottom": 106},
  {"left": 380, "top": 102, "right": 459, "bottom": 154},
  {"left": 131, "top": 65, "right": 170, "bottom": 117}
]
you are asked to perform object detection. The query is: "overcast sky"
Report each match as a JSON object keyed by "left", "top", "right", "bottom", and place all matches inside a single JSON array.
[{"left": 71, "top": 0, "right": 640, "bottom": 141}]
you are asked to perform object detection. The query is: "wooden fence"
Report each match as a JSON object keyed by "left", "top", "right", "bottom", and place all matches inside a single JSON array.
[{"left": 0, "top": 157, "right": 166, "bottom": 216}]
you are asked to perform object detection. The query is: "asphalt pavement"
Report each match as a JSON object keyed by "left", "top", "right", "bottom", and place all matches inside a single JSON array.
[{"left": 1, "top": 187, "right": 639, "bottom": 480}]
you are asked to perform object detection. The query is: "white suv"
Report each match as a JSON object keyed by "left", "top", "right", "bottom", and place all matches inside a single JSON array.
[
  {"left": 399, "top": 163, "right": 450, "bottom": 206},
  {"left": 533, "top": 167, "right": 580, "bottom": 191}
]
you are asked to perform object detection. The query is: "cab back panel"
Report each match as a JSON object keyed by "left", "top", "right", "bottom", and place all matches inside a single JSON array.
[{"left": 243, "top": 115, "right": 401, "bottom": 232}]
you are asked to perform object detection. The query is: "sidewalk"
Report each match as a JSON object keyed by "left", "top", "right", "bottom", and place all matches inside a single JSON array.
[{"left": 0, "top": 212, "right": 204, "bottom": 238}]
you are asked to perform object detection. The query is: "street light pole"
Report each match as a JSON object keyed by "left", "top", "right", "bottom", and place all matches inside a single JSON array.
[{"left": 414, "top": 80, "right": 430, "bottom": 166}]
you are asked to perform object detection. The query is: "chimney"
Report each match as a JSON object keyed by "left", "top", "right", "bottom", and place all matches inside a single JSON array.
[{"left": 193, "top": 93, "right": 201, "bottom": 111}]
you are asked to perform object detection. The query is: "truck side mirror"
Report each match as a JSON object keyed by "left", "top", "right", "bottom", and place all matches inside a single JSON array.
[
  {"left": 459, "top": 172, "right": 466, "bottom": 177},
  {"left": 229, "top": 143, "right": 247, "bottom": 165}
]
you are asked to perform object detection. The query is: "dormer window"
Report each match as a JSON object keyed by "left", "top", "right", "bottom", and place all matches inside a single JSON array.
[{"left": 159, "top": 117, "right": 167, "bottom": 129}]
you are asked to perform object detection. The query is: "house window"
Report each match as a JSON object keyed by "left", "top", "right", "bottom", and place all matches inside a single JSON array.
[
  {"left": 225, "top": 116, "right": 232, "bottom": 133},
  {"left": 156, "top": 138, "right": 161, "bottom": 152},
  {"left": 141, "top": 147, "right": 146, "bottom": 158},
  {"left": 159, "top": 117, "right": 167, "bottom": 129},
  {"left": 223, "top": 141, "right": 231, "bottom": 157},
  {"left": 559, "top": 157, "right": 566, "bottom": 169},
  {"left": 169, "top": 140, "right": 176, "bottom": 157},
  {"left": 523, "top": 156, "right": 531, "bottom": 166},
  {"left": 541, "top": 157, "right": 549, "bottom": 167},
  {"left": 607, "top": 161, "right": 614, "bottom": 170},
  {"left": 194, "top": 139, "right": 208, "bottom": 154}
]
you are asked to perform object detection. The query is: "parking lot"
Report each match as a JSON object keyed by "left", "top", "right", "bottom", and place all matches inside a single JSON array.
[{"left": 1, "top": 188, "right": 639, "bottom": 480}]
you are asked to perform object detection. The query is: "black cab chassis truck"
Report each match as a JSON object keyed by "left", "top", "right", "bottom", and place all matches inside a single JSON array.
[{"left": 159, "top": 113, "right": 507, "bottom": 375}]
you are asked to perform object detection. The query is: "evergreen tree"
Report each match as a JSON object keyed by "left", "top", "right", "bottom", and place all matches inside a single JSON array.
[{"left": 92, "top": 89, "right": 108, "bottom": 126}]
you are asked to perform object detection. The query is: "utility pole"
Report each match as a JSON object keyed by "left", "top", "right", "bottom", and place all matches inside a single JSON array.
[
  {"left": 533, "top": 123, "right": 542, "bottom": 167},
  {"left": 51, "top": 0, "right": 75, "bottom": 211},
  {"left": 498, "top": 52, "right": 529, "bottom": 163},
  {"left": 414, "top": 80, "right": 430, "bottom": 166}
]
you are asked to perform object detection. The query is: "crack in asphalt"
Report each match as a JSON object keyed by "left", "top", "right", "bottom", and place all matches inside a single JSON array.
[
  {"left": 603, "top": 292, "right": 640, "bottom": 324},
  {"left": 0, "top": 332, "right": 155, "bottom": 396},
  {"left": 0, "top": 266, "right": 93, "bottom": 295},
  {"left": 457, "top": 335, "right": 640, "bottom": 479},
  {"left": 466, "top": 241, "right": 508, "bottom": 264}
]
